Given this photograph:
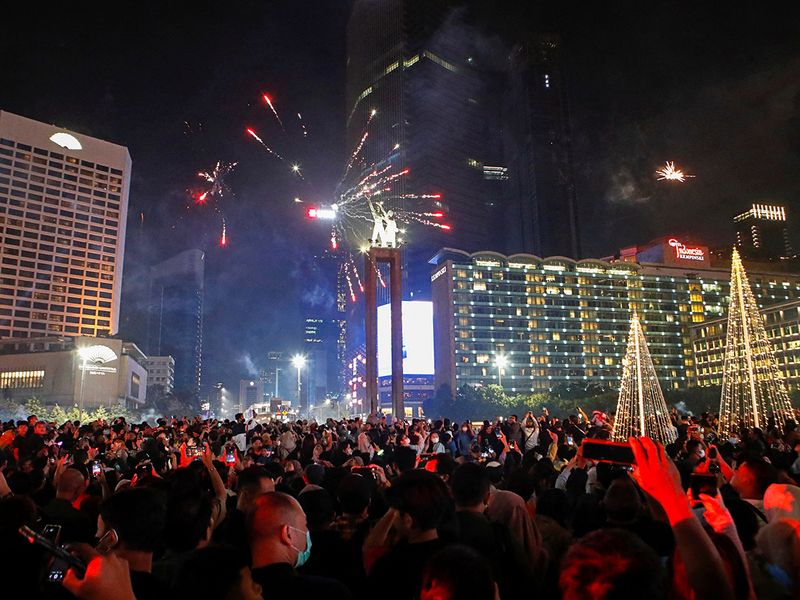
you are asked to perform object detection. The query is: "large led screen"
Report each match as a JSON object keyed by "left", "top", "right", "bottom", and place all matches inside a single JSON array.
[{"left": 377, "top": 301, "right": 434, "bottom": 377}]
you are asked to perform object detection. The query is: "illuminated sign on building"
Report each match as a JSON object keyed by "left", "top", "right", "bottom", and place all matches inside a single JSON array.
[
  {"left": 668, "top": 238, "right": 706, "bottom": 261},
  {"left": 431, "top": 266, "right": 447, "bottom": 282}
]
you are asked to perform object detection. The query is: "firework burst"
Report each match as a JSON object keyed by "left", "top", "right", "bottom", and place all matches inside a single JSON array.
[
  {"left": 192, "top": 160, "right": 237, "bottom": 247},
  {"left": 246, "top": 94, "right": 449, "bottom": 302},
  {"left": 655, "top": 161, "right": 695, "bottom": 182}
]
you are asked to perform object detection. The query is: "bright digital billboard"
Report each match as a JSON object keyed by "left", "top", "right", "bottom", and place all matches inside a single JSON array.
[{"left": 377, "top": 301, "right": 434, "bottom": 377}]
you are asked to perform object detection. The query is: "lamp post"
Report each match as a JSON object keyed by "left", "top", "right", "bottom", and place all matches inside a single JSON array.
[
  {"left": 77, "top": 347, "right": 92, "bottom": 419},
  {"left": 495, "top": 354, "right": 509, "bottom": 389},
  {"left": 291, "top": 354, "right": 306, "bottom": 416}
]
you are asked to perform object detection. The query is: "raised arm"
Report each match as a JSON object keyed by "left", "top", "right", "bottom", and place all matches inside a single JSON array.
[{"left": 630, "top": 437, "right": 735, "bottom": 600}]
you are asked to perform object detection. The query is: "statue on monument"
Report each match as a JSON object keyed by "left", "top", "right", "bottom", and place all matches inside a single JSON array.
[{"left": 368, "top": 200, "right": 398, "bottom": 248}]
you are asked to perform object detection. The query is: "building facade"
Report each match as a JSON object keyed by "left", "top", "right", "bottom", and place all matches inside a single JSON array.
[
  {"left": 0, "top": 110, "right": 131, "bottom": 339},
  {"left": 143, "top": 355, "right": 175, "bottom": 395},
  {"left": 430, "top": 247, "right": 800, "bottom": 396},
  {"left": 691, "top": 299, "right": 800, "bottom": 389},
  {"left": 346, "top": 0, "right": 501, "bottom": 296},
  {"left": 735, "top": 204, "right": 792, "bottom": 262},
  {"left": 145, "top": 249, "right": 204, "bottom": 400},
  {"left": 503, "top": 34, "right": 580, "bottom": 258},
  {"left": 0, "top": 335, "right": 147, "bottom": 409}
]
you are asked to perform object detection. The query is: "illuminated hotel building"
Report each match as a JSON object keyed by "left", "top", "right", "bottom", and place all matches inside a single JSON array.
[
  {"left": 0, "top": 111, "right": 130, "bottom": 339},
  {"left": 734, "top": 203, "right": 792, "bottom": 261},
  {"left": 691, "top": 299, "right": 800, "bottom": 389},
  {"left": 431, "top": 239, "right": 800, "bottom": 395}
]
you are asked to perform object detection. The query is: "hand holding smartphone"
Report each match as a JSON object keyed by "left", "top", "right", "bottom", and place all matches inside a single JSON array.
[{"left": 580, "top": 439, "right": 636, "bottom": 465}]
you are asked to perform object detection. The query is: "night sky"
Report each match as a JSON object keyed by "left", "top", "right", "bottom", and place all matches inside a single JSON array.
[{"left": 2, "top": 1, "right": 799, "bottom": 385}]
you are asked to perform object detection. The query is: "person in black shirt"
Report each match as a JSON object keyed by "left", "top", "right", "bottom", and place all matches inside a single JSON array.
[
  {"left": 248, "top": 491, "right": 352, "bottom": 598},
  {"left": 41, "top": 468, "right": 93, "bottom": 544},
  {"left": 178, "top": 544, "right": 262, "bottom": 600},
  {"left": 96, "top": 487, "right": 167, "bottom": 600},
  {"left": 364, "top": 470, "right": 452, "bottom": 600},
  {"left": 214, "top": 466, "right": 275, "bottom": 561},
  {"left": 449, "top": 463, "right": 533, "bottom": 599}
]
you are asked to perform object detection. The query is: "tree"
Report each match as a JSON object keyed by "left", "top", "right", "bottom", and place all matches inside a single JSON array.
[
  {"left": 718, "top": 248, "right": 795, "bottom": 435},
  {"left": 612, "top": 312, "right": 676, "bottom": 444},
  {"left": 424, "top": 384, "right": 456, "bottom": 420}
]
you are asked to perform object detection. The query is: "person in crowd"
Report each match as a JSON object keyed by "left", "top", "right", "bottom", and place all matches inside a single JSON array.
[
  {"left": 420, "top": 545, "right": 498, "bottom": 600},
  {"left": 455, "top": 421, "right": 474, "bottom": 457},
  {"left": 248, "top": 491, "right": 352, "bottom": 597},
  {"left": 449, "top": 462, "right": 533, "bottom": 598},
  {"left": 559, "top": 528, "right": 666, "bottom": 599},
  {"left": 96, "top": 487, "right": 166, "bottom": 600},
  {"left": 41, "top": 467, "right": 94, "bottom": 543},
  {"left": 178, "top": 544, "right": 263, "bottom": 600},
  {"left": 364, "top": 470, "right": 451, "bottom": 599},
  {"left": 214, "top": 465, "right": 275, "bottom": 555}
]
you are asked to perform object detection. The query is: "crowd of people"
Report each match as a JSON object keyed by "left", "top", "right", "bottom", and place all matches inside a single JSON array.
[{"left": 2, "top": 406, "right": 800, "bottom": 599}]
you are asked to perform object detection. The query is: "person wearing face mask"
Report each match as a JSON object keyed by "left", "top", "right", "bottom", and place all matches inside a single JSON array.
[
  {"left": 248, "top": 492, "right": 353, "bottom": 598},
  {"left": 677, "top": 439, "right": 706, "bottom": 490},
  {"left": 449, "top": 463, "right": 533, "bottom": 599},
  {"left": 427, "top": 432, "right": 446, "bottom": 455},
  {"left": 455, "top": 422, "right": 474, "bottom": 458}
]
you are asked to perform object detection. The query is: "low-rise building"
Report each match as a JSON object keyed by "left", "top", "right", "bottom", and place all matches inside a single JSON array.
[
  {"left": 0, "top": 335, "right": 147, "bottom": 409},
  {"left": 143, "top": 355, "right": 175, "bottom": 395}
]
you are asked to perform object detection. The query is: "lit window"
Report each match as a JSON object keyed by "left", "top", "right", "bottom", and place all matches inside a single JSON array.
[{"left": 0, "top": 369, "right": 45, "bottom": 388}]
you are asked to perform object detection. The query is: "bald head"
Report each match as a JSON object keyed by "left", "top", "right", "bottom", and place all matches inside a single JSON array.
[
  {"left": 57, "top": 468, "right": 86, "bottom": 501},
  {"left": 248, "top": 492, "right": 308, "bottom": 569},
  {"left": 249, "top": 492, "right": 305, "bottom": 538}
]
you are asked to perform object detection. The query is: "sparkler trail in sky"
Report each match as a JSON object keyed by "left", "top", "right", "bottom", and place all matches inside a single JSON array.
[
  {"left": 262, "top": 93, "right": 285, "bottom": 132},
  {"left": 246, "top": 127, "right": 285, "bottom": 161},
  {"left": 655, "top": 161, "right": 695, "bottom": 182},
  {"left": 297, "top": 113, "right": 308, "bottom": 137}
]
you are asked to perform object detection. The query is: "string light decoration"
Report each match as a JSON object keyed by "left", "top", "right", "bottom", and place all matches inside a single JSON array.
[
  {"left": 718, "top": 248, "right": 795, "bottom": 436},
  {"left": 612, "top": 311, "right": 677, "bottom": 444}
]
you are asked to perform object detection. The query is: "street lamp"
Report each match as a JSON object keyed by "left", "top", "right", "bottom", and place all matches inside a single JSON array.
[
  {"left": 291, "top": 354, "right": 306, "bottom": 415},
  {"left": 495, "top": 354, "right": 509, "bottom": 389},
  {"left": 76, "top": 347, "right": 93, "bottom": 418}
]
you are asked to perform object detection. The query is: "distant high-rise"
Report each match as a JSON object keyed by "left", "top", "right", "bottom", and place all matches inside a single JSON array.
[
  {"left": 734, "top": 203, "right": 792, "bottom": 261},
  {"left": 346, "top": 0, "right": 498, "bottom": 296},
  {"left": 304, "top": 316, "right": 346, "bottom": 404},
  {"left": 0, "top": 110, "right": 131, "bottom": 338},
  {"left": 146, "top": 249, "right": 204, "bottom": 400},
  {"left": 503, "top": 34, "right": 580, "bottom": 258}
]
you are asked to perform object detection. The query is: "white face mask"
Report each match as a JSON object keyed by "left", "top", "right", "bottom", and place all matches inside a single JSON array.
[
  {"left": 431, "top": 437, "right": 439, "bottom": 444},
  {"left": 698, "top": 450, "right": 705, "bottom": 459}
]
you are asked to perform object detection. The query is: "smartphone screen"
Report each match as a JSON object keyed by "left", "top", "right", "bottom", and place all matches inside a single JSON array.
[
  {"left": 47, "top": 556, "right": 70, "bottom": 583},
  {"left": 690, "top": 473, "right": 717, "bottom": 503},
  {"left": 225, "top": 450, "right": 235, "bottom": 463},
  {"left": 91, "top": 461, "right": 102, "bottom": 476},
  {"left": 581, "top": 439, "right": 636, "bottom": 465},
  {"left": 41, "top": 524, "right": 61, "bottom": 546}
]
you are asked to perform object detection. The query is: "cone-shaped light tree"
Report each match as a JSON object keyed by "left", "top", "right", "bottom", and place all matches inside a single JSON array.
[
  {"left": 612, "top": 311, "right": 677, "bottom": 444},
  {"left": 718, "top": 248, "right": 795, "bottom": 436}
]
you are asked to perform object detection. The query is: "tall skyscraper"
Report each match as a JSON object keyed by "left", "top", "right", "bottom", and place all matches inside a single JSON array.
[
  {"left": 734, "top": 203, "right": 792, "bottom": 261},
  {"left": 304, "top": 316, "right": 346, "bottom": 404},
  {"left": 503, "top": 34, "right": 581, "bottom": 258},
  {"left": 0, "top": 110, "right": 131, "bottom": 338},
  {"left": 145, "top": 249, "right": 204, "bottom": 400},
  {"left": 346, "top": 0, "right": 499, "bottom": 297}
]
